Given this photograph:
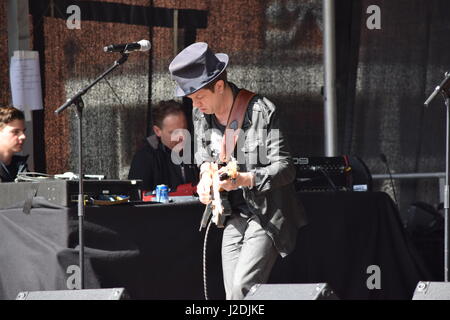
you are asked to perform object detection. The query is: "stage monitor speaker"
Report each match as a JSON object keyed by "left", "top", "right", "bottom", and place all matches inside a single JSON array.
[
  {"left": 412, "top": 282, "right": 450, "bottom": 300},
  {"left": 16, "top": 288, "right": 128, "bottom": 300},
  {"left": 244, "top": 283, "right": 339, "bottom": 300}
]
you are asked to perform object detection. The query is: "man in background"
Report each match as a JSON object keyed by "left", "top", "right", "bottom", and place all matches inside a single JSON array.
[
  {"left": 128, "top": 100, "right": 198, "bottom": 192},
  {"left": 0, "top": 106, "right": 28, "bottom": 182}
]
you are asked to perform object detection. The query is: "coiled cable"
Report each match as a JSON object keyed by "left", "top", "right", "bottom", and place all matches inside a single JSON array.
[{"left": 202, "top": 219, "right": 213, "bottom": 300}]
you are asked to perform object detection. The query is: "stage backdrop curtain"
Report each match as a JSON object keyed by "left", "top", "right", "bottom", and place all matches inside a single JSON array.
[{"left": 348, "top": 0, "right": 449, "bottom": 221}]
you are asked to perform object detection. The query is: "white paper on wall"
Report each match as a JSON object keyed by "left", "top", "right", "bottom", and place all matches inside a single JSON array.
[{"left": 9, "top": 50, "right": 43, "bottom": 120}]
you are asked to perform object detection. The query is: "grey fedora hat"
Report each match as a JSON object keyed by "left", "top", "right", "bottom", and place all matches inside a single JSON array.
[{"left": 169, "top": 42, "right": 229, "bottom": 97}]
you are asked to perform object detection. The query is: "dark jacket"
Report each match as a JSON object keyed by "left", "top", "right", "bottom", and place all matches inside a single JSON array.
[
  {"left": 128, "top": 135, "right": 199, "bottom": 192},
  {"left": 193, "top": 84, "right": 307, "bottom": 257},
  {"left": 0, "top": 155, "right": 29, "bottom": 182}
]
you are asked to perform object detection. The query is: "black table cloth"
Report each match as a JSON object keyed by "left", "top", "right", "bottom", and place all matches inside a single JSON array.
[{"left": 0, "top": 192, "right": 431, "bottom": 300}]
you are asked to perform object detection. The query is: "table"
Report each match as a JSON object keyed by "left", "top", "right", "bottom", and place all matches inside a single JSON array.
[{"left": 0, "top": 192, "right": 431, "bottom": 299}]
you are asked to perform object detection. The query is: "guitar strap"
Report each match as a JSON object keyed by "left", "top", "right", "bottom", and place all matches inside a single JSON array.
[
  {"left": 219, "top": 89, "right": 256, "bottom": 163},
  {"left": 199, "top": 89, "right": 256, "bottom": 231}
]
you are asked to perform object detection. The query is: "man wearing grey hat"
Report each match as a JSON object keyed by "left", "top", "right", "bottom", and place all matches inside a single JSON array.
[{"left": 169, "top": 42, "right": 307, "bottom": 300}]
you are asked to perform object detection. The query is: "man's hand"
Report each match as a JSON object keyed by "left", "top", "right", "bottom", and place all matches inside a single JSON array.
[
  {"left": 218, "top": 172, "right": 254, "bottom": 191},
  {"left": 197, "top": 163, "right": 214, "bottom": 204}
]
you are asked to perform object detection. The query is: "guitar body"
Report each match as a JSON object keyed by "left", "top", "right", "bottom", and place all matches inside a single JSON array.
[{"left": 208, "top": 160, "right": 238, "bottom": 228}]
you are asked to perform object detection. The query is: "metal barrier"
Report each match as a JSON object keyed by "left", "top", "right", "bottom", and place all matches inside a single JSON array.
[{"left": 372, "top": 172, "right": 445, "bottom": 203}]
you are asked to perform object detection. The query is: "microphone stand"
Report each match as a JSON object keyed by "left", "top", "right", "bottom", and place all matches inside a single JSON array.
[
  {"left": 424, "top": 73, "right": 450, "bottom": 282},
  {"left": 54, "top": 53, "right": 129, "bottom": 289},
  {"left": 443, "top": 92, "right": 450, "bottom": 283},
  {"left": 380, "top": 154, "right": 399, "bottom": 207}
]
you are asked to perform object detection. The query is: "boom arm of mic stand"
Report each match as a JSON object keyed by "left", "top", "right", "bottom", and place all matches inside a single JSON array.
[{"left": 55, "top": 53, "right": 129, "bottom": 114}]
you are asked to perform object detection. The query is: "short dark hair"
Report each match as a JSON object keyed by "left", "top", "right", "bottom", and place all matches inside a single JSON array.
[
  {"left": 152, "top": 100, "right": 185, "bottom": 128},
  {"left": 0, "top": 106, "right": 25, "bottom": 130},
  {"left": 202, "top": 70, "right": 228, "bottom": 92}
]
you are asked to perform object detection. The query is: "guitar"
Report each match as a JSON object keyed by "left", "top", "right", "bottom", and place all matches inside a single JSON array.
[
  {"left": 205, "top": 159, "right": 238, "bottom": 228},
  {"left": 199, "top": 90, "right": 255, "bottom": 230}
]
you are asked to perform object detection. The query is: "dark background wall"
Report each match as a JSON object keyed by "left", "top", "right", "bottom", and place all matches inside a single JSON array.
[
  {"left": 351, "top": 0, "right": 446, "bottom": 220},
  {"left": 0, "top": 0, "right": 447, "bottom": 223}
]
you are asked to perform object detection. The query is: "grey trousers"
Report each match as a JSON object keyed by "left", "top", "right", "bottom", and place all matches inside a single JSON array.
[{"left": 221, "top": 214, "right": 278, "bottom": 300}]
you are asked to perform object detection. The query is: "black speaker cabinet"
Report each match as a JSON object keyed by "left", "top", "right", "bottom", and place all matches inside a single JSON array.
[
  {"left": 413, "top": 282, "right": 450, "bottom": 300},
  {"left": 244, "top": 283, "right": 339, "bottom": 300},
  {"left": 16, "top": 288, "right": 128, "bottom": 300}
]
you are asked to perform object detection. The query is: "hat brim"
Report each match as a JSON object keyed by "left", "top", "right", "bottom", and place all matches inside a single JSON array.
[{"left": 174, "top": 53, "right": 229, "bottom": 97}]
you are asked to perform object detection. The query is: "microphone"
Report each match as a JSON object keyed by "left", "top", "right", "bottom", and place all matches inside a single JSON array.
[
  {"left": 380, "top": 153, "right": 398, "bottom": 206},
  {"left": 103, "top": 40, "right": 151, "bottom": 53},
  {"left": 424, "top": 71, "right": 450, "bottom": 107}
]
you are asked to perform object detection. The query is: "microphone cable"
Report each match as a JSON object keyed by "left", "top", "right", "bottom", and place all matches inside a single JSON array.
[
  {"left": 202, "top": 218, "right": 213, "bottom": 300},
  {"left": 380, "top": 153, "right": 399, "bottom": 206},
  {"left": 316, "top": 167, "right": 338, "bottom": 192}
]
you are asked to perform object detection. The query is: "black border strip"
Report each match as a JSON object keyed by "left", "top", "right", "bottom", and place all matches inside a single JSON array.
[{"left": 29, "top": 0, "right": 208, "bottom": 28}]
